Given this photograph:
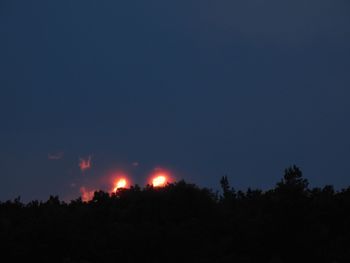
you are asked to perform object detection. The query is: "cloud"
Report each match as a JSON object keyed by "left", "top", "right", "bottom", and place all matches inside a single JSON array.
[
  {"left": 79, "top": 155, "right": 92, "bottom": 173},
  {"left": 48, "top": 152, "right": 64, "bottom": 160}
]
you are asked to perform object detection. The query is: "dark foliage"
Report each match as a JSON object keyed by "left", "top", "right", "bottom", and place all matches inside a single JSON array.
[{"left": 1, "top": 166, "right": 350, "bottom": 262}]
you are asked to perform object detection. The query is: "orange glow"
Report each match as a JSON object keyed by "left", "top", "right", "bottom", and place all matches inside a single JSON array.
[
  {"left": 80, "top": 187, "right": 95, "bottom": 202},
  {"left": 79, "top": 156, "right": 92, "bottom": 172},
  {"left": 112, "top": 177, "right": 129, "bottom": 192},
  {"left": 152, "top": 174, "right": 168, "bottom": 187},
  {"left": 148, "top": 168, "right": 173, "bottom": 187}
]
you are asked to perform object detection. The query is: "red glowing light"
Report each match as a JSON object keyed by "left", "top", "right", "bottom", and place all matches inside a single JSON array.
[
  {"left": 79, "top": 156, "right": 92, "bottom": 172},
  {"left": 112, "top": 177, "right": 129, "bottom": 192},
  {"left": 152, "top": 175, "right": 167, "bottom": 187},
  {"left": 151, "top": 174, "right": 170, "bottom": 187},
  {"left": 148, "top": 168, "right": 173, "bottom": 187},
  {"left": 80, "top": 187, "right": 95, "bottom": 202}
]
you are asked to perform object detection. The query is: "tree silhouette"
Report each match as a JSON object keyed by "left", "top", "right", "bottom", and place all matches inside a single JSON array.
[
  {"left": 0, "top": 166, "right": 350, "bottom": 262},
  {"left": 220, "top": 175, "right": 235, "bottom": 204},
  {"left": 275, "top": 165, "right": 309, "bottom": 200}
]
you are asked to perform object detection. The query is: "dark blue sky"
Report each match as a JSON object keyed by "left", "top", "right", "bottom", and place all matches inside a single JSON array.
[{"left": 1, "top": 1, "right": 350, "bottom": 201}]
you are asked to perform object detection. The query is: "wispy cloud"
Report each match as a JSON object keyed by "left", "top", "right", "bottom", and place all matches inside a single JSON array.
[{"left": 48, "top": 152, "right": 64, "bottom": 160}]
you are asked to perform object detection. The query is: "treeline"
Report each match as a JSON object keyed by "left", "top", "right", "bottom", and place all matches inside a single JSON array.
[{"left": 1, "top": 166, "right": 350, "bottom": 262}]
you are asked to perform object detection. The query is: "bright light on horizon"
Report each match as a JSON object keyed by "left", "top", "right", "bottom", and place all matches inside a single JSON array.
[
  {"left": 152, "top": 175, "right": 167, "bottom": 187},
  {"left": 113, "top": 178, "right": 128, "bottom": 192}
]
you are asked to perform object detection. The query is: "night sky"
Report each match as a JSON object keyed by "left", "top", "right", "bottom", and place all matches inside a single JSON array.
[{"left": 1, "top": 1, "right": 350, "bottom": 201}]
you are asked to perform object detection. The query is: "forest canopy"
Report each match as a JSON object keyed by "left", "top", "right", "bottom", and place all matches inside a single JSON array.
[{"left": 1, "top": 166, "right": 350, "bottom": 263}]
